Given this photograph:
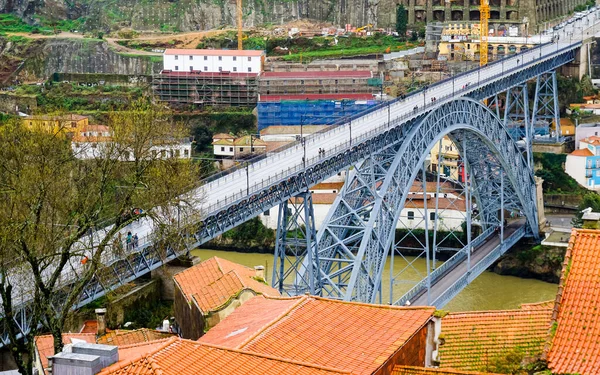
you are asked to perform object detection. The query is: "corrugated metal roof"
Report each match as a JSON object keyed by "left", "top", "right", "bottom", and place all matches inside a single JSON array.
[
  {"left": 164, "top": 49, "right": 265, "bottom": 56},
  {"left": 261, "top": 71, "right": 373, "bottom": 78}
]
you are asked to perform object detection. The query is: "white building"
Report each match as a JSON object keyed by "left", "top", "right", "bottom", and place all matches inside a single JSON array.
[
  {"left": 162, "top": 49, "right": 265, "bottom": 74},
  {"left": 211, "top": 134, "right": 267, "bottom": 159},
  {"left": 71, "top": 125, "right": 192, "bottom": 161},
  {"left": 259, "top": 181, "right": 465, "bottom": 231},
  {"left": 576, "top": 123, "right": 600, "bottom": 149}
]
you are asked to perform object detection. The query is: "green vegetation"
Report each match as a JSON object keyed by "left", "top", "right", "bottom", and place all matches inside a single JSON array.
[
  {"left": 572, "top": 193, "right": 600, "bottom": 227},
  {"left": 218, "top": 217, "right": 276, "bottom": 251},
  {"left": 556, "top": 73, "right": 595, "bottom": 115},
  {"left": 197, "top": 32, "right": 414, "bottom": 61},
  {"left": 533, "top": 153, "right": 589, "bottom": 195},
  {"left": 0, "top": 14, "right": 86, "bottom": 34},
  {"left": 574, "top": 0, "right": 596, "bottom": 12},
  {"left": 396, "top": 5, "right": 408, "bottom": 38},
  {"left": 123, "top": 300, "right": 173, "bottom": 330}
]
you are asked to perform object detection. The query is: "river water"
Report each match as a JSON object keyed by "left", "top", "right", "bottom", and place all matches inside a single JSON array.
[{"left": 191, "top": 248, "right": 558, "bottom": 311}]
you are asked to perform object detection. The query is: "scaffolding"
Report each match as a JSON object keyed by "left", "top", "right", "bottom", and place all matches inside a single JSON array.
[
  {"left": 258, "top": 72, "right": 375, "bottom": 97},
  {"left": 152, "top": 71, "right": 260, "bottom": 107}
]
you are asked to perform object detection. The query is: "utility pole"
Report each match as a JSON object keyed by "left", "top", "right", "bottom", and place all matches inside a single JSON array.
[{"left": 237, "top": 0, "right": 243, "bottom": 50}]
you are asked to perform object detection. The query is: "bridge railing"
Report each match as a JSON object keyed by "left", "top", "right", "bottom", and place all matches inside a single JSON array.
[
  {"left": 200, "top": 41, "right": 579, "bottom": 220},
  {"left": 395, "top": 227, "right": 494, "bottom": 305},
  {"left": 431, "top": 226, "right": 526, "bottom": 307}
]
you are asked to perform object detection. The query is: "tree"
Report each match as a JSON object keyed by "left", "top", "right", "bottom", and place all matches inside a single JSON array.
[
  {"left": 396, "top": 4, "right": 408, "bottom": 38},
  {"left": 573, "top": 193, "right": 600, "bottom": 227},
  {"left": 0, "top": 99, "right": 200, "bottom": 374}
]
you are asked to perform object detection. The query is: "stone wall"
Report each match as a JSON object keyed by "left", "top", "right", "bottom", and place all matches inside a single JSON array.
[
  {"left": 106, "top": 280, "right": 161, "bottom": 327},
  {"left": 0, "top": 92, "right": 37, "bottom": 113}
]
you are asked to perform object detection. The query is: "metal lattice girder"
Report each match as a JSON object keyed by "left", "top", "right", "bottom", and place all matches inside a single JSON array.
[
  {"left": 272, "top": 191, "right": 320, "bottom": 296},
  {"left": 504, "top": 83, "right": 534, "bottom": 168},
  {"left": 310, "top": 98, "right": 538, "bottom": 304},
  {"left": 531, "top": 71, "right": 561, "bottom": 141}
]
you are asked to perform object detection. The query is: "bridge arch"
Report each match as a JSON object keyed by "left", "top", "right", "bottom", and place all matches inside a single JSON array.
[{"left": 314, "top": 98, "right": 538, "bottom": 303}]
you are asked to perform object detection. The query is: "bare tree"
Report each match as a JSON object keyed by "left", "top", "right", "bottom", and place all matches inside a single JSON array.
[{"left": 0, "top": 99, "right": 201, "bottom": 374}]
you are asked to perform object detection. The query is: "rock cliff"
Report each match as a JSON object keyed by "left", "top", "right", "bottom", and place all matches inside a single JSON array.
[{"left": 1, "top": 0, "right": 399, "bottom": 32}]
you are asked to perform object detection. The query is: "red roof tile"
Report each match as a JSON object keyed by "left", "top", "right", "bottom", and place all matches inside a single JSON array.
[
  {"left": 173, "top": 257, "right": 279, "bottom": 313},
  {"left": 519, "top": 300, "right": 555, "bottom": 310},
  {"left": 547, "top": 229, "right": 600, "bottom": 375},
  {"left": 116, "top": 338, "right": 175, "bottom": 364},
  {"left": 392, "top": 366, "right": 502, "bottom": 375},
  {"left": 199, "top": 296, "right": 303, "bottom": 348},
  {"left": 79, "top": 320, "right": 98, "bottom": 334},
  {"left": 261, "top": 71, "right": 372, "bottom": 79},
  {"left": 582, "top": 136, "right": 600, "bottom": 145},
  {"left": 570, "top": 148, "right": 594, "bottom": 157},
  {"left": 97, "top": 328, "right": 174, "bottom": 346},
  {"left": 99, "top": 338, "right": 351, "bottom": 375},
  {"left": 35, "top": 333, "right": 96, "bottom": 372},
  {"left": 260, "top": 93, "right": 375, "bottom": 101},
  {"left": 439, "top": 308, "right": 553, "bottom": 372},
  {"left": 202, "top": 295, "right": 434, "bottom": 375}
]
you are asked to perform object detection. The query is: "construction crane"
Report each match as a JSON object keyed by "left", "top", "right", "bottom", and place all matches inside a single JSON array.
[
  {"left": 237, "top": 0, "right": 243, "bottom": 50},
  {"left": 480, "top": 0, "right": 490, "bottom": 66}
]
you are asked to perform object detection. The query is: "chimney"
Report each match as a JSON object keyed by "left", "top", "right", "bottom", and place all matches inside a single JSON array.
[
  {"left": 50, "top": 352, "right": 102, "bottom": 375},
  {"left": 72, "top": 342, "right": 118, "bottom": 369},
  {"left": 254, "top": 265, "right": 265, "bottom": 281},
  {"left": 95, "top": 308, "right": 107, "bottom": 336}
]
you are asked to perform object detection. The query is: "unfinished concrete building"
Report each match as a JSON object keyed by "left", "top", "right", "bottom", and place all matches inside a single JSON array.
[{"left": 401, "top": 0, "right": 589, "bottom": 31}]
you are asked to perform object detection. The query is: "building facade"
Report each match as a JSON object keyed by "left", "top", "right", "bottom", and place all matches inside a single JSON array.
[
  {"left": 565, "top": 136, "right": 600, "bottom": 190},
  {"left": 258, "top": 71, "right": 375, "bottom": 98},
  {"left": 163, "top": 49, "right": 265, "bottom": 73},
  {"left": 400, "top": 0, "right": 587, "bottom": 30}
]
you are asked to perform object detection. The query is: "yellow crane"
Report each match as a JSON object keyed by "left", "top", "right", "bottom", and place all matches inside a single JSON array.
[
  {"left": 237, "top": 0, "right": 243, "bottom": 50},
  {"left": 480, "top": 0, "right": 489, "bottom": 66}
]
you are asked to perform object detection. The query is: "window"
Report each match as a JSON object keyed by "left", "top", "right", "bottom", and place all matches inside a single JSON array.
[
  {"left": 248, "top": 57, "right": 252, "bottom": 61},
  {"left": 596, "top": 170, "right": 600, "bottom": 177},
  {"left": 264, "top": 209, "right": 270, "bottom": 216},
  {"left": 184, "top": 149, "right": 189, "bottom": 157},
  {"left": 407, "top": 211, "right": 415, "bottom": 220},
  {"left": 219, "top": 67, "right": 222, "bottom": 72},
  {"left": 240, "top": 147, "right": 244, "bottom": 152},
  {"left": 190, "top": 66, "right": 194, "bottom": 71},
  {"left": 430, "top": 212, "right": 436, "bottom": 221},
  {"left": 251, "top": 147, "right": 255, "bottom": 152},
  {"left": 218, "top": 56, "right": 222, "bottom": 61},
  {"left": 204, "top": 56, "right": 208, "bottom": 60},
  {"left": 176, "top": 149, "right": 181, "bottom": 158},
  {"left": 229, "top": 147, "right": 233, "bottom": 152},
  {"left": 204, "top": 66, "right": 208, "bottom": 71},
  {"left": 175, "top": 55, "right": 179, "bottom": 60},
  {"left": 189, "top": 55, "right": 193, "bottom": 60},
  {"left": 335, "top": 80, "right": 338, "bottom": 84},
  {"left": 248, "top": 67, "right": 252, "bottom": 72},
  {"left": 233, "top": 56, "right": 237, "bottom": 61},
  {"left": 597, "top": 160, "right": 600, "bottom": 168},
  {"left": 175, "top": 66, "right": 179, "bottom": 71},
  {"left": 233, "top": 67, "right": 237, "bottom": 72},
  {"left": 221, "top": 147, "right": 225, "bottom": 151},
  {"left": 300, "top": 80, "right": 304, "bottom": 84},
  {"left": 588, "top": 160, "right": 593, "bottom": 168}
]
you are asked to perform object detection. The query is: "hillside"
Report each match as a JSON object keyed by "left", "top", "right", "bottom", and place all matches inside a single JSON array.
[{"left": 0, "top": 0, "right": 398, "bottom": 33}]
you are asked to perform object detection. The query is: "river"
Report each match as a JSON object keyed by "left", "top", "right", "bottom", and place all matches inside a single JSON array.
[{"left": 190, "top": 248, "right": 558, "bottom": 312}]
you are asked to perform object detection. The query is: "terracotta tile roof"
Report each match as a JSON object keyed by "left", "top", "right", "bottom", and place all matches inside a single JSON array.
[
  {"left": 199, "top": 296, "right": 303, "bottom": 348},
  {"left": 97, "top": 328, "right": 174, "bottom": 346},
  {"left": 392, "top": 366, "right": 502, "bottom": 375},
  {"left": 35, "top": 333, "right": 96, "bottom": 372},
  {"left": 233, "top": 135, "right": 267, "bottom": 146},
  {"left": 99, "top": 337, "right": 351, "bottom": 375},
  {"left": 261, "top": 71, "right": 372, "bottom": 79},
  {"left": 404, "top": 197, "right": 466, "bottom": 212},
  {"left": 439, "top": 308, "right": 553, "bottom": 372},
  {"left": 212, "top": 133, "right": 234, "bottom": 140},
  {"left": 264, "top": 140, "right": 293, "bottom": 152},
  {"left": 547, "top": 229, "right": 600, "bottom": 375},
  {"left": 519, "top": 300, "right": 555, "bottom": 310},
  {"left": 25, "top": 114, "right": 88, "bottom": 121},
  {"left": 560, "top": 118, "right": 574, "bottom": 126},
  {"left": 582, "top": 135, "right": 600, "bottom": 145},
  {"left": 173, "top": 257, "right": 279, "bottom": 313},
  {"left": 570, "top": 148, "right": 594, "bottom": 156},
  {"left": 164, "top": 48, "right": 265, "bottom": 57},
  {"left": 116, "top": 338, "right": 174, "bottom": 364},
  {"left": 202, "top": 295, "right": 434, "bottom": 375},
  {"left": 211, "top": 139, "right": 233, "bottom": 146},
  {"left": 259, "top": 125, "right": 329, "bottom": 136},
  {"left": 259, "top": 93, "right": 375, "bottom": 101},
  {"left": 311, "top": 182, "right": 345, "bottom": 191},
  {"left": 79, "top": 320, "right": 98, "bottom": 334}
]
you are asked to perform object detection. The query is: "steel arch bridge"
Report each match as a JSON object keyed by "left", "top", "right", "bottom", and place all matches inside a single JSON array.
[
  {"left": 274, "top": 98, "right": 538, "bottom": 305},
  {"left": 4, "top": 9, "right": 599, "bottom": 344}
]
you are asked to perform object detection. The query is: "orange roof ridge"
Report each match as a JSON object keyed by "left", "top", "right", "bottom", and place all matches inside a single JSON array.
[
  {"left": 116, "top": 337, "right": 173, "bottom": 350},
  {"left": 309, "top": 294, "right": 436, "bottom": 311},
  {"left": 98, "top": 337, "right": 179, "bottom": 375},
  {"left": 447, "top": 307, "right": 552, "bottom": 316},
  {"left": 200, "top": 341, "right": 351, "bottom": 373},
  {"left": 237, "top": 295, "right": 308, "bottom": 349}
]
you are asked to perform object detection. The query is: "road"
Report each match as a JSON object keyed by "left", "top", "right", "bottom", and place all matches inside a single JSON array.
[{"left": 411, "top": 222, "right": 522, "bottom": 306}]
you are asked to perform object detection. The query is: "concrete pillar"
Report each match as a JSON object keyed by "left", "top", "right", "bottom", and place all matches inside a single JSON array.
[
  {"left": 500, "top": 0, "right": 507, "bottom": 20},
  {"left": 409, "top": 0, "right": 416, "bottom": 24},
  {"left": 445, "top": 1, "right": 451, "bottom": 21},
  {"left": 535, "top": 176, "right": 546, "bottom": 232},
  {"left": 463, "top": 0, "right": 469, "bottom": 21},
  {"left": 95, "top": 308, "right": 107, "bottom": 336},
  {"left": 427, "top": 0, "right": 433, "bottom": 23}
]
